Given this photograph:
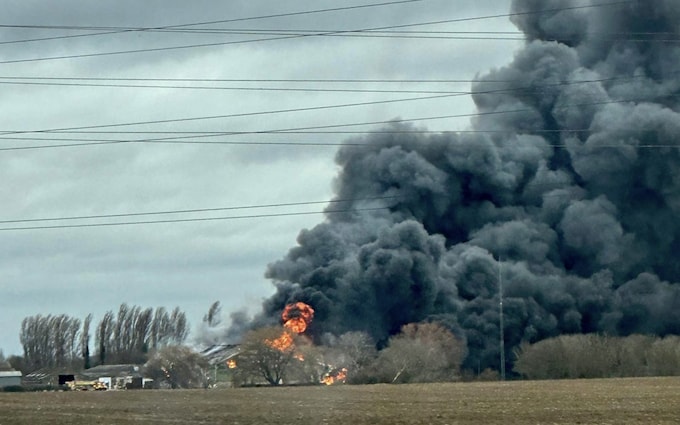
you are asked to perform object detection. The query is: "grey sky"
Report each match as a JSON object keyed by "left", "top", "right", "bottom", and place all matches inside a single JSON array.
[{"left": 0, "top": 0, "right": 520, "bottom": 355}]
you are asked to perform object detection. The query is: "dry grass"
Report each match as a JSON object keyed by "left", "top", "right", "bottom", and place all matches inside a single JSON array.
[{"left": 1, "top": 377, "right": 679, "bottom": 424}]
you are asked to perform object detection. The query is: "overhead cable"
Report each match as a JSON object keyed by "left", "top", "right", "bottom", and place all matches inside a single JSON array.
[
  {"left": 1, "top": 70, "right": 677, "bottom": 93},
  {"left": 0, "top": 73, "right": 670, "bottom": 138},
  {"left": 0, "top": 1, "right": 635, "bottom": 65},
  {"left": 0, "top": 207, "right": 391, "bottom": 232},
  {"left": 0, "top": 0, "right": 423, "bottom": 46},
  {"left": 0, "top": 94, "right": 677, "bottom": 151}
]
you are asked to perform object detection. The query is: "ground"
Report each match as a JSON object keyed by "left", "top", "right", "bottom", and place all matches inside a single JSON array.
[{"left": 0, "top": 377, "right": 678, "bottom": 424}]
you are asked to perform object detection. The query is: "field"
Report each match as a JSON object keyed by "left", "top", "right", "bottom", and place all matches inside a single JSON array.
[{"left": 1, "top": 377, "right": 679, "bottom": 424}]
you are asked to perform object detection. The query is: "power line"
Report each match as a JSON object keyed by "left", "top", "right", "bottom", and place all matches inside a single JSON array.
[
  {"left": 7, "top": 140, "right": 680, "bottom": 152},
  {"left": 0, "top": 80, "right": 476, "bottom": 94},
  {"left": 0, "top": 0, "right": 423, "bottom": 45},
  {"left": 0, "top": 207, "right": 390, "bottom": 232},
  {"left": 7, "top": 28, "right": 671, "bottom": 43},
  {"left": 0, "top": 196, "right": 401, "bottom": 224},
  {"left": 0, "top": 92, "right": 463, "bottom": 137},
  {"left": 0, "top": 73, "right": 670, "bottom": 138},
  {"left": 2, "top": 134, "right": 677, "bottom": 153},
  {"left": 0, "top": 69, "right": 675, "bottom": 92},
  {"left": 0, "top": 183, "right": 648, "bottom": 232},
  {"left": 12, "top": 29, "right": 680, "bottom": 44},
  {"left": 0, "top": 74, "right": 663, "bottom": 84},
  {"left": 0, "top": 1, "right": 635, "bottom": 65},
  {"left": 0, "top": 1, "right": 634, "bottom": 34},
  {"left": 0, "top": 93, "right": 676, "bottom": 151},
  {"left": 5, "top": 27, "right": 678, "bottom": 46}
]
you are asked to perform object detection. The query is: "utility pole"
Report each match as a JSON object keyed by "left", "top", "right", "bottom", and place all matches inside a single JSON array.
[{"left": 499, "top": 255, "right": 506, "bottom": 380}]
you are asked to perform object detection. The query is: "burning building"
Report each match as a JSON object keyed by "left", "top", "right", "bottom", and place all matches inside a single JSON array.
[{"left": 246, "top": 0, "right": 680, "bottom": 373}]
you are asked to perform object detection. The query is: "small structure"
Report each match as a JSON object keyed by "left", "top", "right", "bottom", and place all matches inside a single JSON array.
[
  {"left": 0, "top": 371, "right": 22, "bottom": 388},
  {"left": 200, "top": 344, "right": 241, "bottom": 366},
  {"left": 58, "top": 374, "right": 76, "bottom": 386},
  {"left": 81, "top": 364, "right": 146, "bottom": 390},
  {"left": 23, "top": 368, "right": 76, "bottom": 388},
  {"left": 200, "top": 345, "right": 241, "bottom": 387}
]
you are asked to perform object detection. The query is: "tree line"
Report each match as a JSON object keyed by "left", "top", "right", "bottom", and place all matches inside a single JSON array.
[
  {"left": 17, "top": 303, "right": 188, "bottom": 373},
  {"left": 514, "top": 334, "right": 680, "bottom": 380},
  {"left": 232, "top": 322, "right": 467, "bottom": 386},
  {"left": 231, "top": 326, "right": 680, "bottom": 386}
]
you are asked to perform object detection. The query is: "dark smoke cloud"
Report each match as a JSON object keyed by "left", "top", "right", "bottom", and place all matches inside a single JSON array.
[{"left": 250, "top": 0, "right": 680, "bottom": 371}]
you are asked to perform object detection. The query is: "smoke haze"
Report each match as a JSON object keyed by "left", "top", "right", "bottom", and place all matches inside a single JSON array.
[{"left": 255, "top": 0, "right": 680, "bottom": 370}]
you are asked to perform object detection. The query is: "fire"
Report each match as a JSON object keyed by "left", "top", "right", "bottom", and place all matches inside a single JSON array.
[
  {"left": 266, "top": 330, "right": 295, "bottom": 352},
  {"left": 322, "top": 368, "right": 348, "bottom": 385},
  {"left": 284, "top": 317, "right": 308, "bottom": 334},
  {"left": 264, "top": 302, "right": 314, "bottom": 365},
  {"left": 226, "top": 359, "right": 237, "bottom": 369},
  {"left": 282, "top": 302, "right": 315, "bottom": 334}
]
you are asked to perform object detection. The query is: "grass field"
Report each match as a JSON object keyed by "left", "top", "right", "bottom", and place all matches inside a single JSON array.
[{"left": 1, "top": 377, "right": 679, "bottom": 424}]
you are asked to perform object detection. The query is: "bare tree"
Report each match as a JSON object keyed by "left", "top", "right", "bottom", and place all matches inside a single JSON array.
[
  {"left": 19, "top": 304, "right": 191, "bottom": 371},
  {"left": 0, "top": 350, "right": 11, "bottom": 371},
  {"left": 133, "top": 308, "right": 153, "bottom": 355},
  {"left": 150, "top": 307, "right": 168, "bottom": 349},
  {"left": 203, "top": 301, "right": 222, "bottom": 327},
  {"left": 20, "top": 314, "right": 81, "bottom": 371},
  {"left": 235, "top": 326, "right": 298, "bottom": 386},
  {"left": 374, "top": 322, "right": 465, "bottom": 384},
  {"left": 514, "top": 334, "right": 680, "bottom": 380},
  {"left": 647, "top": 335, "right": 680, "bottom": 376},
  {"left": 322, "top": 331, "right": 377, "bottom": 383},
  {"left": 145, "top": 345, "right": 209, "bottom": 389},
  {"left": 513, "top": 338, "right": 569, "bottom": 380},
  {"left": 81, "top": 314, "right": 92, "bottom": 369},
  {"left": 94, "top": 304, "right": 190, "bottom": 365},
  {"left": 96, "top": 311, "right": 114, "bottom": 365},
  {"left": 170, "top": 307, "right": 189, "bottom": 344}
]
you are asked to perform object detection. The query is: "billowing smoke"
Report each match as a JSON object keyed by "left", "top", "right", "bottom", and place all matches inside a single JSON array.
[{"left": 254, "top": 0, "right": 680, "bottom": 371}]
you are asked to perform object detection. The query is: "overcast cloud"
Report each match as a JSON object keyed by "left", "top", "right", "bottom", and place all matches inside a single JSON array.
[{"left": 0, "top": 0, "right": 520, "bottom": 355}]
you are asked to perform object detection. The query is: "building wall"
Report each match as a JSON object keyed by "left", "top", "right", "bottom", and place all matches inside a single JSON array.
[{"left": 0, "top": 376, "right": 21, "bottom": 387}]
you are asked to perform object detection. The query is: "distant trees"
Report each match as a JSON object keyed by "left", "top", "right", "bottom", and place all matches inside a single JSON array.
[
  {"left": 228, "top": 322, "right": 466, "bottom": 386},
  {"left": 0, "top": 350, "right": 10, "bottom": 371},
  {"left": 20, "top": 314, "right": 82, "bottom": 371},
  {"left": 145, "top": 345, "right": 210, "bottom": 389},
  {"left": 321, "top": 331, "right": 377, "bottom": 384},
  {"left": 514, "top": 334, "right": 680, "bottom": 379},
  {"left": 95, "top": 304, "right": 188, "bottom": 365},
  {"left": 372, "top": 322, "right": 466, "bottom": 384},
  {"left": 203, "top": 301, "right": 222, "bottom": 328},
  {"left": 81, "top": 314, "right": 92, "bottom": 370},
  {"left": 235, "top": 326, "right": 300, "bottom": 386},
  {"left": 19, "top": 304, "right": 189, "bottom": 372}
]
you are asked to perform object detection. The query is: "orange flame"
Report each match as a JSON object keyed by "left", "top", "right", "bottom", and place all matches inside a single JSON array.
[
  {"left": 226, "top": 359, "right": 237, "bottom": 369},
  {"left": 322, "top": 368, "right": 348, "bottom": 385},
  {"left": 282, "top": 302, "right": 315, "bottom": 334},
  {"left": 284, "top": 317, "right": 308, "bottom": 334},
  {"left": 266, "top": 331, "right": 294, "bottom": 352},
  {"left": 263, "top": 303, "right": 314, "bottom": 363}
]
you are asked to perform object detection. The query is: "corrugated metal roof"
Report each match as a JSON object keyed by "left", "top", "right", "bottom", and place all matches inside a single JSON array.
[
  {"left": 81, "top": 364, "right": 143, "bottom": 378},
  {"left": 200, "top": 344, "right": 241, "bottom": 365},
  {"left": 0, "top": 371, "right": 22, "bottom": 377}
]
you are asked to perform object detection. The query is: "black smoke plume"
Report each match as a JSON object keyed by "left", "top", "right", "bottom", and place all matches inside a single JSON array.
[{"left": 255, "top": 0, "right": 680, "bottom": 371}]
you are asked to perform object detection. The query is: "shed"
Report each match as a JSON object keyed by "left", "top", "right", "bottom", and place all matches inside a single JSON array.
[
  {"left": 0, "top": 371, "right": 22, "bottom": 388},
  {"left": 200, "top": 344, "right": 241, "bottom": 365},
  {"left": 81, "top": 364, "right": 146, "bottom": 390}
]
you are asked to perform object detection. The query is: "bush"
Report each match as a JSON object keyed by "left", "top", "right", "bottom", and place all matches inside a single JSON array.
[
  {"left": 514, "top": 334, "right": 680, "bottom": 380},
  {"left": 372, "top": 322, "right": 465, "bottom": 384},
  {"left": 0, "top": 385, "right": 25, "bottom": 392}
]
